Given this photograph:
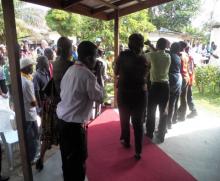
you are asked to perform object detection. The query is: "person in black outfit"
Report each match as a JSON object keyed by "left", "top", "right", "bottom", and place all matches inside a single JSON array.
[{"left": 115, "top": 33, "right": 148, "bottom": 160}]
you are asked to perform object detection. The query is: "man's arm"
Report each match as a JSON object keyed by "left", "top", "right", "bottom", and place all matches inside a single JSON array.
[
  {"left": 87, "top": 77, "right": 104, "bottom": 103},
  {"left": 24, "top": 81, "right": 37, "bottom": 108}
]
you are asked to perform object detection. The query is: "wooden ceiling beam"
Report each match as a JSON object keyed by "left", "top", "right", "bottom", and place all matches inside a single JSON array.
[
  {"left": 94, "top": 0, "right": 118, "bottom": 10},
  {"left": 107, "top": 0, "right": 174, "bottom": 20},
  {"left": 62, "top": 0, "right": 83, "bottom": 10},
  {"left": 68, "top": 4, "right": 108, "bottom": 20},
  {"left": 92, "top": 0, "right": 132, "bottom": 14}
]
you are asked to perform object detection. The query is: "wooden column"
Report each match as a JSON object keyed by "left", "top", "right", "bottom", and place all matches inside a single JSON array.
[
  {"left": 1, "top": 0, "right": 33, "bottom": 181},
  {"left": 113, "top": 9, "right": 119, "bottom": 107}
]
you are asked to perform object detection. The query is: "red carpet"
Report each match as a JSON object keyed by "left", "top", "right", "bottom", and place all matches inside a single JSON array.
[{"left": 87, "top": 109, "right": 196, "bottom": 181}]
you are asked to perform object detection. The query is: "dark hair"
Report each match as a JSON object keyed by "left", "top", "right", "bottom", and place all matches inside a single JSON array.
[
  {"left": 170, "top": 42, "right": 180, "bottom": 54},
  {"left": 128, "top": 33, "right": 144, "bottom": 54},
  {"left": 77, "top": 41, "right": 97, "bottom": 63},
  {"left": 56, "top": 37, "right": 72, "bottom": 60},
  {"left": 44, "top": 48, "right": 54, "bottom": 60},
  {"left": 179, "top": 41, "right": 188, "bottom": 51},
  {"left": 36, "top": 55, "right": 48, "bottom": 71},
  {"left": 156, "top": 38, "right": 167, "bottom": 50}
]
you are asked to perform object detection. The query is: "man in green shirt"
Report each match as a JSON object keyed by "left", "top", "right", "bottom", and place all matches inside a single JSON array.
[{"left": 146, "top": 38, "right": 171, "bottom": 143}]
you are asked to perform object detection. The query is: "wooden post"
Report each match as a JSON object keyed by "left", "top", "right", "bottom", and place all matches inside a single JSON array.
[
  {"left": 113, "top": 9, "right": 119, "bottom": 107},
  {"left": 1, "top": 0, "right": 33, "bottom": 181}
]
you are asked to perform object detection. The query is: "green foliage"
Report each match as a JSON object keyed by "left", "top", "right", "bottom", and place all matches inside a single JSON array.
[
  {"left": 149, "top": 0, "right": 201, "bottom": 31},
  {"left": 45, "top": 9, "right": 82, "bottom": 37},
  {"left": 193, "top": 87, "right": 220, "bottom": 116},
  {"left": 184, "top": 26, "right": 209, "bottom": 43},
  {"left": 195, "top": 65, "right": 220, "bottom": 94},
  {"left": 0, "top": 0, "right": 46, "bottom": 43},
  {"left": 45, "top": 9, "right": 155, "bottom": 49},
  {"left": 78, "top": 17, "right": 114, "bottom": 49},
  {"left": 120, "top": 10, "right": 156, "bottom": 44}
]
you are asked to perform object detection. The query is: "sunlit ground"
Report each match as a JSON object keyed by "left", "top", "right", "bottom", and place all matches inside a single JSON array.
[
  {"left": 165, "top": 110, "right": 220, "bottom": 139},
  {"left": 114, "top": 105, "right": 220, "bottom": 139}
]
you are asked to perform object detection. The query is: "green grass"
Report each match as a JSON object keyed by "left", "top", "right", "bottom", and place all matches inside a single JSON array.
[
  {"left": 193, "top": 87, "right": 220, "bottom": 116},
  {"left": 104, "top": 83, "right": 220, "bottom": 116}
]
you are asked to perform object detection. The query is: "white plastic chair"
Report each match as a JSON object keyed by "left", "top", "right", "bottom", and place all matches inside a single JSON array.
[{"left": 0, "top": 108, "right": 18, "bottom": 170}]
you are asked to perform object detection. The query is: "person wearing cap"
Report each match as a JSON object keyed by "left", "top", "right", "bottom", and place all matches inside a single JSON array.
[{"left": 20, "top": 58, "right": 39, "bottom": 163}]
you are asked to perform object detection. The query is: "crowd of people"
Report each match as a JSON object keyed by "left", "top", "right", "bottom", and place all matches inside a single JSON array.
[
  {"left": 0, "top": 33, "right": 219, "bottom": 181},
  {"left": 115, "top": 34, "right": 201, "bottom": 162}
]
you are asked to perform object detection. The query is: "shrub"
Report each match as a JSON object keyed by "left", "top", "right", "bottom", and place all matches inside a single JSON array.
[{"left": 195, "top": 65, "right": 220, "bottom": 94}]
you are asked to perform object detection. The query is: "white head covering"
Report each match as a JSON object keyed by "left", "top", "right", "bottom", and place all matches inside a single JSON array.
[{"left": 20, "top": 58, "right": 35, "bottom": 69}]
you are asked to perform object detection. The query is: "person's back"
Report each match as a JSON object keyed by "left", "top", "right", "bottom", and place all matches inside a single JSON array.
[
  {"left": 115, "top": 33, "right": 148, "bottom": 160},
  {"left": 117, "top": 49, "right": 147, "bottom": 91},
  {"left": 56, "top": 41, "right": 104, "bottom": 181},
  {"left": 52, "top": 37, "right": 73, "bottom": 102},
  {"left": 180, "top": 51, "right": 190, "bottom": 82},
  {"left": 169, "top": 52, "right": 182, "bottom": 94},
  {"left": 53, "top": 57, "right": 73, "bottom": 96},
  {"left": 147, "top": 50, "right": 170, "bottom": 83},
  {"left": 57, "top": 64, "right": 102, "bottom": 122},
  {"left": 146, "top": 38, "right": 171, "bottom": 143}
]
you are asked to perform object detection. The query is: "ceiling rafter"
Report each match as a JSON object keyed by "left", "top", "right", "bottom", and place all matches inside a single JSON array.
[
  {"left": 21, "top": 0, "right": 174, "bottom": 21},
  {"left": 107, "top": 0, "right": 173, "bottom": 20},
  {"left": 62, "top": 0, "right": 83, "bottom": 10},
  {"left": 92, "top": 0, "right": 132, "bottom": 14},
  {"left": 94, "top": 0, "right": 118, "bottom": 10},
  {"left": 68, "top": 3, "right": 108, "bottom": 20}
]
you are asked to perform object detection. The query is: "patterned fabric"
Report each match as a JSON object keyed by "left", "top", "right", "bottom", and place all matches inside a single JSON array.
[
  {"left": 40, "top": 98, "right": 59, "bottom": 146},
  {"left": 40, "top": 79, "right": 59, "bottom": 146}
]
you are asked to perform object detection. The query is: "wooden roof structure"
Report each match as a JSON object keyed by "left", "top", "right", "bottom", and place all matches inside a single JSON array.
[
  {"left": 21, "top": 0, "right": 173, "bottom": 20},
  {"left": 1, "top": 0, "right": 174, "bottom": 181}
]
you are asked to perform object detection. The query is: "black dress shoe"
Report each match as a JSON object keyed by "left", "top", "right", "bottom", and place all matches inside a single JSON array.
[
  {"left": 134, "top": 154, "right": 141, "bottom": 160},
  {"left": 120, "top": 139, "right": 130, "bottom": 148},
  {"left": 155, "top": 134, "right": 165, "bottom": 144},
  {"left": 146, "top": 133, "right": 153, "bottom": 139},
  {"left": 0, "top": 175, "right": 10, "bottom": 181}
]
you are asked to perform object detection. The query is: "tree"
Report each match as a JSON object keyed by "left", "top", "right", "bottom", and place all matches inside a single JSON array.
[
  {"left": 45, "top": 9, "right": 82, "bottom": 37},
  {"left": 0, "top": 0, "right": 47, "bottom": 43},
  {"left": 45, "top": 9, "right": 155, "bottom": 49},
  {"left": 149, "top": 0, "right": 201, "bottom": 32},
  {"left": 184, "top": 25, "right": 209, "bottom": 43},
  {"left": 120, "top": 10, "right": 156, "bottom": 44}
]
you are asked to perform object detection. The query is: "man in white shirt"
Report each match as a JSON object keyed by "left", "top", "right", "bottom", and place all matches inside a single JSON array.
[{"left": 56, "top": 41, "right": 104, "bottom": 181}]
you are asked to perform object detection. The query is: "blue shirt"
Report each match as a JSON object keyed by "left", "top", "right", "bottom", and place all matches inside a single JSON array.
[{"left": 169, "top": 53, "right": 182, "bottom": 94}]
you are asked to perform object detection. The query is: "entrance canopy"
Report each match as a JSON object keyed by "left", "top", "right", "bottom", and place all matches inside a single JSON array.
[{"left": 21, "top": 0, "right": 173, "bottom": 20}]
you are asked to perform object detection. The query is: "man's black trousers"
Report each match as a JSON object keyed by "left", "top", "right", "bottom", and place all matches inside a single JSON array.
[{"left": 59, "top": 120, "right": 87, "bottom": 181}]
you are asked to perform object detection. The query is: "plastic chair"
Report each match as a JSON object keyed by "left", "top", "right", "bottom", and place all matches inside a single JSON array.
[{"left": 0, "top": 108, "right": 18, "bottom": 170}]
